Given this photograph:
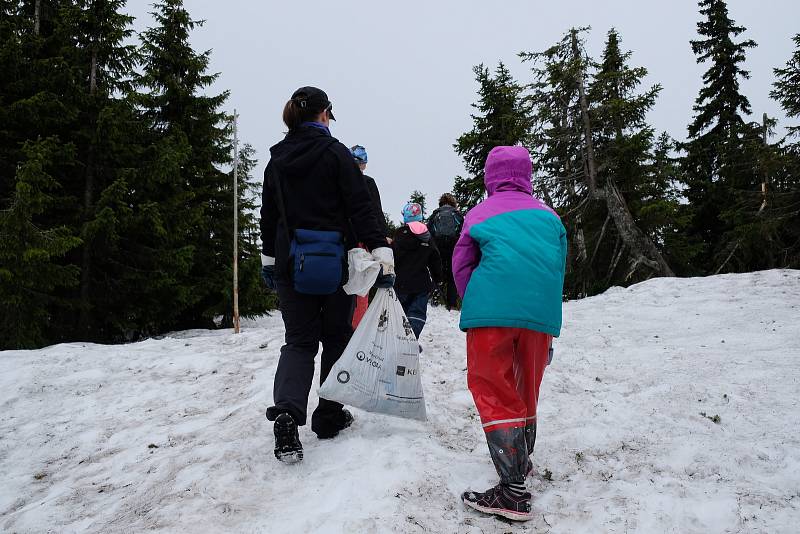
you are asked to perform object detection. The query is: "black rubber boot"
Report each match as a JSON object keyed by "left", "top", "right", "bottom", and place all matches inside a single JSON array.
[
  {"left": 313, "top": 408, "right": 354, "bottom": 440},
  {"left": 524, "top": 423, "right": 537, "bottom": 477},
  {"left": 485, "top": 426, "right": 529, "bottom": 484}
]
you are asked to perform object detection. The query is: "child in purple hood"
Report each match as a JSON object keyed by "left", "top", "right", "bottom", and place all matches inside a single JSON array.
[{"left": 455, "top": 146, "right": 567, "bottom": 521}]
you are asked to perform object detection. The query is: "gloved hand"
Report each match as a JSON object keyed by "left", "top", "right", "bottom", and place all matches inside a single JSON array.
[
  {"left": 371, "top": 247, "right": 394, "bottom": 274},
  {"left": 371, "top": 247, "right": 395, "bottom": 289},
  {"left": 374, "top": 266, "right": 395, "bottom": 288},
  {"left": 261, "top": 254, "right": 276, "bottom": 291}
]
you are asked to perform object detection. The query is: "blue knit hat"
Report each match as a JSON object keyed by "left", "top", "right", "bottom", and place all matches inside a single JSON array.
[
  {"left": 402, "top": 202, "right": 423, "bottom": 223},
  {"left": 351, "top": 145, "right": 368, "bottom": 164}
]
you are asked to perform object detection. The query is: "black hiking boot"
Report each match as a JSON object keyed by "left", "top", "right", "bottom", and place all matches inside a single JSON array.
[
  {"left": 314, "top": 409, "right": 354, "bottom": 440},
  {"left": 273, "top": 413, "right": 303, "bottom": 463},
  {"left": 462, "top": 483, "right": 533, "bottom": 521}
]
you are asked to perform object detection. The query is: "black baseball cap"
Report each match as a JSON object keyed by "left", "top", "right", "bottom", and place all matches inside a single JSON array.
[{"left": 291, "top": 86, "right": 335, "bottom": 121}]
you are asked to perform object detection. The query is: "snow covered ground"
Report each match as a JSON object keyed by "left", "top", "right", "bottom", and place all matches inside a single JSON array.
[{"left": 1, "top": 270, "right": 799, "bottom": 533}]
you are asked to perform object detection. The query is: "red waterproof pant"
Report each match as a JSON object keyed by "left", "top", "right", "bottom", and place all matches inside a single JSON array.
[
  {"left": 467, "top": 327, "right": 551, "bottom": 432},
  {"left": 350, "top": 244, "right": 370, "bottom": 330},
  {"left": 467, "top": 327, "right": 552, "bottom": 483},
  {"left": 351, "top": 294, "right": 368, "bottom": 330}
]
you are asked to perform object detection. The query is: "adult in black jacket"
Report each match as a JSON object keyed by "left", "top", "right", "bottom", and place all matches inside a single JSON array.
[
  {"left": 350, "top": 144, "right": 389, "bottom": 238},
  {"left": 393, "top": 202, "right": 443, "bottom": 342},
  {"left": 260, "top": 86, "right": 394, "bottom": 463}
]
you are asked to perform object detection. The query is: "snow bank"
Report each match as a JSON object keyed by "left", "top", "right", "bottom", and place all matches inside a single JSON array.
[{"left": 1, "top": 270, "right": 799, "bottom": 533}]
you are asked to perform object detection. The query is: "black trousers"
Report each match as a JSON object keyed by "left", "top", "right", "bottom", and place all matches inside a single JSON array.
[
  {"left": 439, "top": 242, "right": 458, "bottom": 309},
  {"left": 266, "top": 282, "right": 354, "bottom": 435}
]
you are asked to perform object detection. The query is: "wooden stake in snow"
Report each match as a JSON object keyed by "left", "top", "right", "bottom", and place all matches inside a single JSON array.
[{"left": 233, "top": 110, "right": 241, "bottom": 334}]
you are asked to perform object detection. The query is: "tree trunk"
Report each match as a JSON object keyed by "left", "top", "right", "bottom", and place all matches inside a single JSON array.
[
  {"left": 89, "top": 47, "right": 97, "bottom": 95},
  {"left": 589, "top": 214, "right": 611, "bottom": 267},
  {"left": 78, "top": 146, "right": 96, "bottom": 336},
  {"left": 79, "top": 49, "right": 99, "bottom": 336},
  {"left": 564, "top": 158, "right": 588, "bottom": 263},
  {"left": 603, "top": 177, "right": 675, "bottom": 277},
  {"left": 607, "top": 238, "right": 624, "bottom": 283},
  {"left": 572, "top": 30, "right": 597, "bottom": 197},
  {"left": 34, "top": 0, "right": 41, "bottom": 36},
  {"left": 572, "top": 31, "right": 674, "bottom": 279}
]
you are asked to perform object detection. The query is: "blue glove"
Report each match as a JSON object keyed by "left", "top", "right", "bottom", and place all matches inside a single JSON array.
[
  {"left": 261, "top": 265, "right": 276, "bottom": 291},
  {"left": 374, "top": 266, "right": 395, "bottom": 288}
]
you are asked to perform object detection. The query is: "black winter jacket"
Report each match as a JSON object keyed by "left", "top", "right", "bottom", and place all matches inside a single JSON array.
[
  {"left": 363, "top": 173, "right": 389, "bottom": 238},
  {"left": 392, "top": 224, "right": 443, "bottom": 294},
  {"left": 260, "top": 126, "right": 385, "bottom": 279}
]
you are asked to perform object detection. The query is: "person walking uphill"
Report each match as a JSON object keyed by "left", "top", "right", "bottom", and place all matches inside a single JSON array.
[
  {"left": 428, "top": 193, "right": 463, "bottom": 310},
  {"left": 349, "top": 144, "right": 388, "bottom": 330},
  {"left": 393, "top": 202, "right": 443, "bottom": 344},
  {"left": 453, "top": 146, "right": 567, "bottom": 521},
  {"left": 351, "top": 145, "right": 388, "bottom": 238},
  {"left": 260, "top": 86, "right": 395, "bottom": 463}
]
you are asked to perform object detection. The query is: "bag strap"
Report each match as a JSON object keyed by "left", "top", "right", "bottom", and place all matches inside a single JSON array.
[{"left": 270, "top": 165, "right": 294, "bottom": 246}]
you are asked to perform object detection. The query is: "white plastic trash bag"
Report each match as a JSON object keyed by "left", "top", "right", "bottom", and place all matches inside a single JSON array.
[
  {"left": 342, "top": 248, "right": 382, "bottom": 296},
  {"left": 319, "top": 288, "right": 427, "bottom": 421}
]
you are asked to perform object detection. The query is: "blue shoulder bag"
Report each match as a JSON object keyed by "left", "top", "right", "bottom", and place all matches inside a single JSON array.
[{"left": 272, "top": 167, "right": 346, "bottom": 295}]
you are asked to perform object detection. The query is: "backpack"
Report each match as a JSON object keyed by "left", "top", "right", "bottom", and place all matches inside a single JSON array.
[{"left": 429, "top": 206, "right": 463, "bottom": 240}]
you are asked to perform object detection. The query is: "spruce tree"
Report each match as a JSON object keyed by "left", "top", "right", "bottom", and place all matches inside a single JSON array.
[
  {"left": 0, "top": 0, "right": 22, "bottom": 203},
  {"left": 772, "top": 34, "right": 800, "bottom": 140},
  {"left": 768, "top": 34, "right": 800, "bottom": 267},
  {"left": 682, "top": 0, "right": 758, "bottom": 273},
  {"left": 587, "top": 29, "right": 679, "bottom": 284},
  {"left": 384, "top": 212, "right": 398, "bottom": 235},
  {"left": 0, "top": 138, "right": 81, "bottom": 349},
  {"left": 409, "top": 190, "right": 427, "bottom": 217},
  {"left": 453, "top": 62, "right": 531, "bottom": 210},
  {"left": 522, "top": 28, "right": 673, "bottom": 297},
  {"left": 136, "top": 0, "right": 265, "bottom": 330},
  {"left": 641, "top": 133, "right": 699, "bottom": 273},
  {"left": 522, "top": 29, "right": 591, "bottom": 296},
  {"left": 45, "top": 0, "right": 142, "bottom": 339},
  {"left": 1, "top": 0, "right": 91, "bottom": 345}
]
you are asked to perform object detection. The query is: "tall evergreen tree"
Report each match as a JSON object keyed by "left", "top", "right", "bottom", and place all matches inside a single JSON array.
[
  {"left": 136, "top": 0, "right": 265, "bottom": 330},
  {"left": 0, "top": 138, "right": 81, "bottom": 349},
  {"left": 1, "top": 0, "right": 92, "bottom": 346},
  {"left": 587, "top": 29, "right": 680, "bottom": 283},
  {"left": 453, "top": 62, "right": 531, "bottom": 210},
  {"left": 646, "top": 133, "right": 698, "bottom": 271},
  {"left": 409, "top": 189, "right": 427, "bottom": 217},
  {"left": 768, "top": 34, "right": 800, "bottom": 267},
  {"left": 45, "top": 0, "right": 142, "bottom": 339},
  {"left": 772, "top": 34, "right": 800, "bottom": 140},
  {"left": 0, "top": 0, "right": 21, "bottom": 203},
  {"left": 522, "top": 29, "right": 591, "bottom": 295},
  {"left": 523, "top": 28, "right": 673, "bottom": 297},
  {"left": 681, "top": 0, "right": 758, "bottom": 273},
  {"left": 383, "top": 212, "right": 398, "bottom": 235}
]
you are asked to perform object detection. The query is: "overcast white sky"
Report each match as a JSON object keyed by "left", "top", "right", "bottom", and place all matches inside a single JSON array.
[{"left": 125, "top": 0, "right": 798, "bottom": 222}]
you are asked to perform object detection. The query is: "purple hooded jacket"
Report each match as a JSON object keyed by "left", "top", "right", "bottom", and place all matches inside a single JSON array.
[{"left": 452, "top": 146, "right": 567, "bottom": 335}]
